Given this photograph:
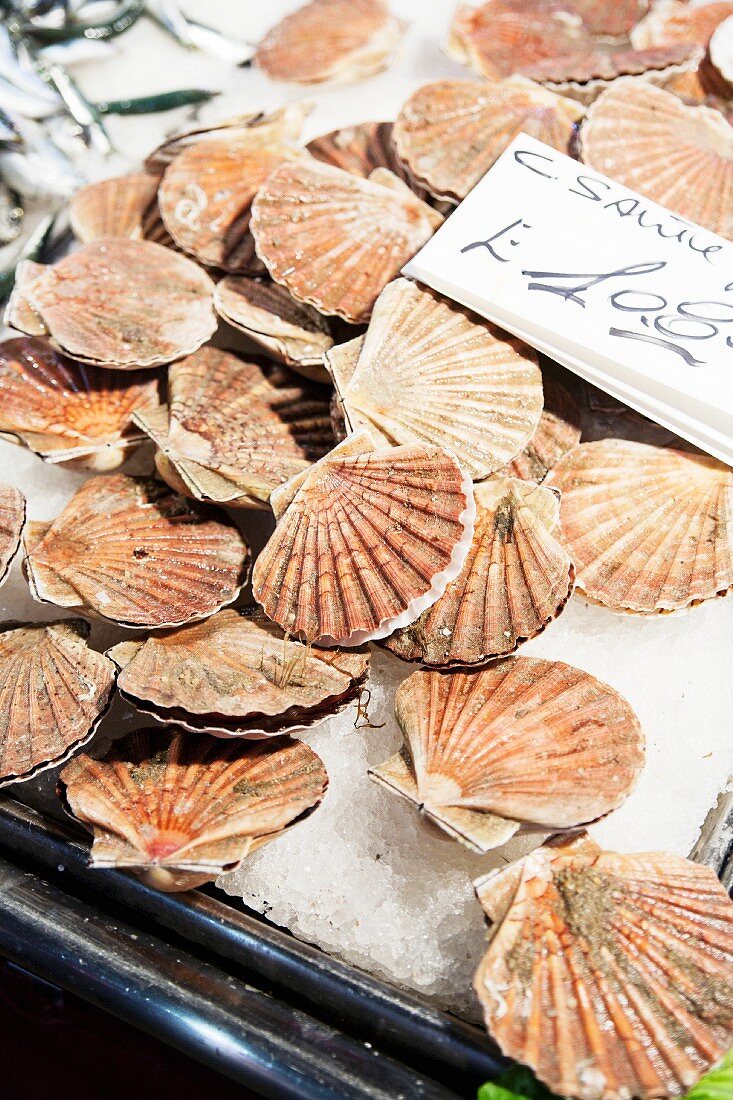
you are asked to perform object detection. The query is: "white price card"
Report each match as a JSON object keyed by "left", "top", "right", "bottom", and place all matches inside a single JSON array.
[{"left": 403, "top": 133, "right": 733, "bottom": 467}]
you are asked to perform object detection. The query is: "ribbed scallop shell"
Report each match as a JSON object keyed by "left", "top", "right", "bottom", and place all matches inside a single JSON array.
[
  {"left": 524, "top": 43, "right": 699, "bottom": 99},
  {"left": 24, "top": 474, "right": 249, "bottom": 628},
  {"left": 474, "top": 833, "right": 733, "bottom": 1099},
  {"left": 255, "top": 0, "right": 405, "bottom": 85},
  {"left": 0, "top": 482, "right": 24, "bottom": 587},
  {"left": 0, "top": 336, "right": 161, "bottom": 470},
  {"left": 60, "top": 727, "right": 328, "bottom": 892},
  {"left": 5, "top": 240, "right": 217, "bottom": 369},
  {"left": 371, "top": 660, "right": 643, "bottom": 852},
  {"left": 631, "top": 0, "right": 733, "bottom": 49},
  {"left": 214, "top": 276, "right": 333, "bottom": 381},
  {"left": 308, "top": 120, "right": 416, "bottom": 186},
  {"left": 108, "top": 608, "right": 370, "bottom": 737},
  {"left": 251, "top": 160, "right": 442, "bottom": 323},
  {"left": 546, "top": 440, "right": 733, "bottom": 612},
  {"left": 580, "top": 82, "right": 733, "bottom": 239},
  {"left": 252, "top": 429, "right": 476, "bottom": 645},
  {"left": 501, "top": 375, "right": 581, "bottom": 481},
  {"left": 383, "top": 478, "right": 574, "bottom": 666},
  {"left": 327, "top": 279, "right": 542, "bottom": 480},
  {"left": 565, "top": 0, "right": 650, "bottom": 38},
  {"left": 144, "top": 110, "right": 266, "bottom": 173},
  {"left": 69, "top": 171, "right": 160, "bottom": 244},
  {"left": 0, "top": 620, "right": 115, "bottom": 786},
  {"left": 393, "top": 79, "right": 584, "bottom": 203}
]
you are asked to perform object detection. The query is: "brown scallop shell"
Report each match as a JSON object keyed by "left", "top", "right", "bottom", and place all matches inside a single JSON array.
[
  {"left": 525, "top": 43, "right": 700, "bottom": 103},
  {"left": 383, "top": 477, "right": 574, "bottom": 667},
  {"left": 546, "top": 440, "right": 733, "bottom": 613},
  {"left": 500, "top": 375, "right": 581, "bottom": 481},
  {"left": 133, "top": 346, "right": 333, "bottom": 509},
  {"left": 108, "top": 608, "right": 370, "bottom": 737},
  {"left": 213, "top": 276, "right": 333, "bottom": 381},
  {"left": 0, "top": 336, "right": 162, "bottom": 470},
  {"left": 59, "top": 727, "right": 328, "bottom": 892},
  {"left": 5, "top": 240, "right": 217, "bottom": 369},
  {"left": 23, "top": 474, "right": 249, "bottom": 628},
  {"left": 474, "top": 833, "right": 733, "bottom": 1099},
  {"left": 0, "top": 482, "right": 25, "bottom": 587},
  {"left": 307, "top": 120, "right": 416, "bottom": 187},
  {"left": 69, "top": 171, "right": 162, "bottom": 244},
  {"left": 325, "top": 278, "right": 542, "bottom": 480},
  {"left": 252, "top": 428, "right": 476, "bottom": 645},
  {"left": 370, "top": 660, "right": 643, "bottom": 852},
  {"left": 255, "top": 0, "right": 405, "bottom": 85},
  {"left": 250, "top": 160, "right": 442, "bottom": 323},
  {"left": 0, "top": 620, "right": 115, "bottom": 786}
]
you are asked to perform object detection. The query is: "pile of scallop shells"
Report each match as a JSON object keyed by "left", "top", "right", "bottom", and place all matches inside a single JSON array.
[{"left": 1, "top": 1, "right": 733, "bottom": 1097}]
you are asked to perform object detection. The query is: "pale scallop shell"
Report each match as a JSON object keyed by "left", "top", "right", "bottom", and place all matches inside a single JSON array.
[
  {"left": 0, "top": 482, "right": 25, "bottom": 587},
  {"left": 383, "top": 477, "right": 574, "bottom": 667},
  {"left": 326, "top": 278, "right": 543, "bottom": 480},
  {"left": 474, "top": 833, "right": 733, "bottom": 1099},
  {"left": 24, "top": 474, "right": 249, "bottom": 628},
  {"left": 564, "top": 0, "right": 650, "bottom": 38},
  {"left": 711, "top": 14, "right": 733, "bottom": 86},
  {"left": 69, "top": 171, "right": 161, "bottom": 244},
  {"left": 108, "top": 608, "right": 369, "bottom": 737},
  {"left": 546, "top": 440, "right": 733, "bottom": 612},
  {"left": 500, "top": 374, "right": 581, "bottom": 482},
  {"left": 144, "top": 109, "right": 268, "bottom": 173},
  {"left": 251, "top": 160, "right": 442, "bottom": 323},
  {"left": 0, "top": 620, "right": 115, "bottom": 786},
  {"left": 60, "top": 727, "right": 328, "bottom": 892},
  {"left": 631, "top": 0, "right": 733, "bottom": 50},
  {"left": 252, "top": 428, "right": 476, "bottom": 645}
]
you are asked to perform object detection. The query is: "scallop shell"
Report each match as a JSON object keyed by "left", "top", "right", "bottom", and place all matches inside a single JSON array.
[
  {"left": 213, "top": 276, "right": 333, "bottom": 381},
  {"left": 0, "top": 620, "right": 115, "bottom": 786},
  {"left": 580, "top": 81, "right": 733, "bottom": 239},
  {"left": 108, "top": 608, "right": 370, "bottom": 737},
  {"left": 69, "top": 171, "right": 161, "bottom": 244},
  {"left": 564, "top": 0, "right": 650, "bottom": 38},
  {"left": 326, "top": 278, "right": 543, "bottom": 480},
  {"left": 24, "top": 474, "right": 249, "bottom": 628},
  {"left": 0, "top": 482, "right": 25, "bottom": 587},
  {"left": 370, "top": 660, "right": 643, "bottom": 852},
  {"left": 144, "top": 109, "right": 267, "bottom": 173},
  {"left": 474, "top": 833, "right": 733, "bottom": 1099},
  {"left": 59, "top": 727, "right": 328, "bottom": 892},
  {"left": 392, "top": 79, "right": 584, "bottom": 203},
  {"left": 0, "top": 336, "right": 161, "bottom": 470},
  {"left": 525, "top": 43, "right": 700, "bottom": 103},
  {"left": 383, "top": 477, "right": 574, "bottom": 666},
  {"left": 252, "top": 428, "right": 476, "bottom": 645},
  {"left": 255, "top": 0, "right": 405, "bottom": 85},
  {"left": 133, "top": 346, "right": 334, "bottom": 509},
  {"left": 501, "top": 375, "right": 581, "bottom": 481},
  {"left": 5, "top": 240, "right": 216, "bottom": 369},
  {"left": 631, "top": 0, "right": 733, "bottom": 50},
  {"left": 251, "top": 160, "right": 442, "bottom": 323},
  {"left": 546, "top": 440, "right": 733, "bottom": 613},
  {"left": 307, "top": 120, "right": 415, "bottom": 186}
]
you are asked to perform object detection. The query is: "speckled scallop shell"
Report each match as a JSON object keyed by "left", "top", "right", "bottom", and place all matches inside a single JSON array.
[
  {"left": 252, "top": 429, "right": 476, "bottom": 645},
  {"left": 0, "top": 483, "right": 25, "bottom": 587},
  {"left": 23, "top": 474, "right": 249, "bottom": 628},
  {"left": 69, "top": 171, "right": 161, "bottom": 244},
  {"left": 5, "top": 240, "right": 216, "bottom": 369},
  {"left": 631, "top": 0, "right": 733, "bottom": 50},
  {"left": 383, "top": 478, "right": 574, "bottom": 667},
  {"left": 59, "top": 727, "right": 328, "bottom": 892},
  {"left": 474, "top": 833, "right": 733, "bottom": 1099},
  {"left": 501, "top": 375, "right": 581, "bottom": 481},
  {"left": 580, "top": 82, "right": 733, "bottom": 238},
  {"left": 0, "top": 620, "right": 115, "bottom": 786},
  {"left": 213, "top": 277, "right": 333, "bottom": 381},
  {"left": 0, "top": 336, "right": 161, "bottom": 470},
  {"left": 133, "top": 346, "right": 333, "bottom": 509},
  {"left": 108, "top": 608, "right": 370, "bottom": 737},
  {"left": 251, "top": 160, "right": 442, "bottom": 323},
  {"left": 255, "top": 0, "right": 405, "bottom": 85},
  {"left": 546, "top": 440, "right": 733, "bottom": 613},
  {"left": 326, "top": 278, "right": 542, "bottom": 480},
  {"left": 393, "top": 79, "right": 584, "bottom": 203},
  {"left": 370, "top": 660, "right": 643, "bottom": 852}
]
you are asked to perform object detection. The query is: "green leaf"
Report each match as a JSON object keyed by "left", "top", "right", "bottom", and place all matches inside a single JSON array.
[
  {"left": 684, "top": 1050, "right": 733, "bottom": 1100},
  {"left": 478, "top": 1065, "right": 559, "bottom": 1100}
]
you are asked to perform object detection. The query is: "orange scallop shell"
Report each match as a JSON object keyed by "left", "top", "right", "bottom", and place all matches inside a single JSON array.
[
  {"left": 501, "top": 374, "right": 581, "bottom": 481},
  {"left": 307, "top": 120, "right": 417, "bottom": 187},
  {"left": 69, "top": 171, "right": 163, "bottom": 244},
  {"left": 60, "top": 727, "right": 328, "bottom": 892},
  {"left": 631, "top": 0, "right": 733, "bottom": 50},
  {"left": 0, "top": 482, "right": 25, "bottom": 587}
]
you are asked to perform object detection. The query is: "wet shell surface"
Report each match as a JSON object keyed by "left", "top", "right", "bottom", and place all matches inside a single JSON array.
[
  {"left": 0, "top": 336, "right": 161, "bottom": 470},
  {"left": 251, "top": 160, "right": 442, "bottom": 323},
  {"left": 327, "top": 279, "right": 542, "bottom": 480},
  {"left": 383, "top": 477, "right": 574, "bottom": 666},
  {"left": 0, "top": 620, "right": 115, "bottom": 786},
  {"left": 213, "top": 276, "right": 333, "bottom": 381},
  {"left": 134, "top": 346, "right": 334, "bottom": 508},
  {"left": 546, "top": 440, "right": 733, "bottom": 613},
  {"left": 474, "top": 833, "right": 733, "bottom": 1099},
  {"left": 393, "top": 79, "right": 584, "bottom": 202},
  {"left": 23, "top": 474, "right": 249, "bottom": 628},
  {"left": 255, "top": 0, "right": 405, "bottom": 85},
  {"left": 5, "top": 240, "right": 217, "bottom": 369},
  {"left": 69, "top": 171, "right": 161, "bottom": 244},
  {"left": 108, "top": 608, "right": 370, "bottom": 737},
  {"left": 501, "top": 374, "right": 581, "bottom": 481},
  {"left": 252, "top": 429, "right": 476, "bottom": 645},
  {"left": 60, "top": 727, "right": 328, "bottom": 892},
  {"left": 580, "top": 81, "right": 733, "bottom": 239},
  {"left": 0, "top": 482, "right": 25, "bottom": 587},
  {"left": 370, "top": 660, "right": 643, "bottom": 852}
]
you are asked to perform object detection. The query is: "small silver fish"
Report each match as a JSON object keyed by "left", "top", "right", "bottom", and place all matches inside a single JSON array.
[{"left": 146, "top": 0, "right": 254, "bottom": 65}]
